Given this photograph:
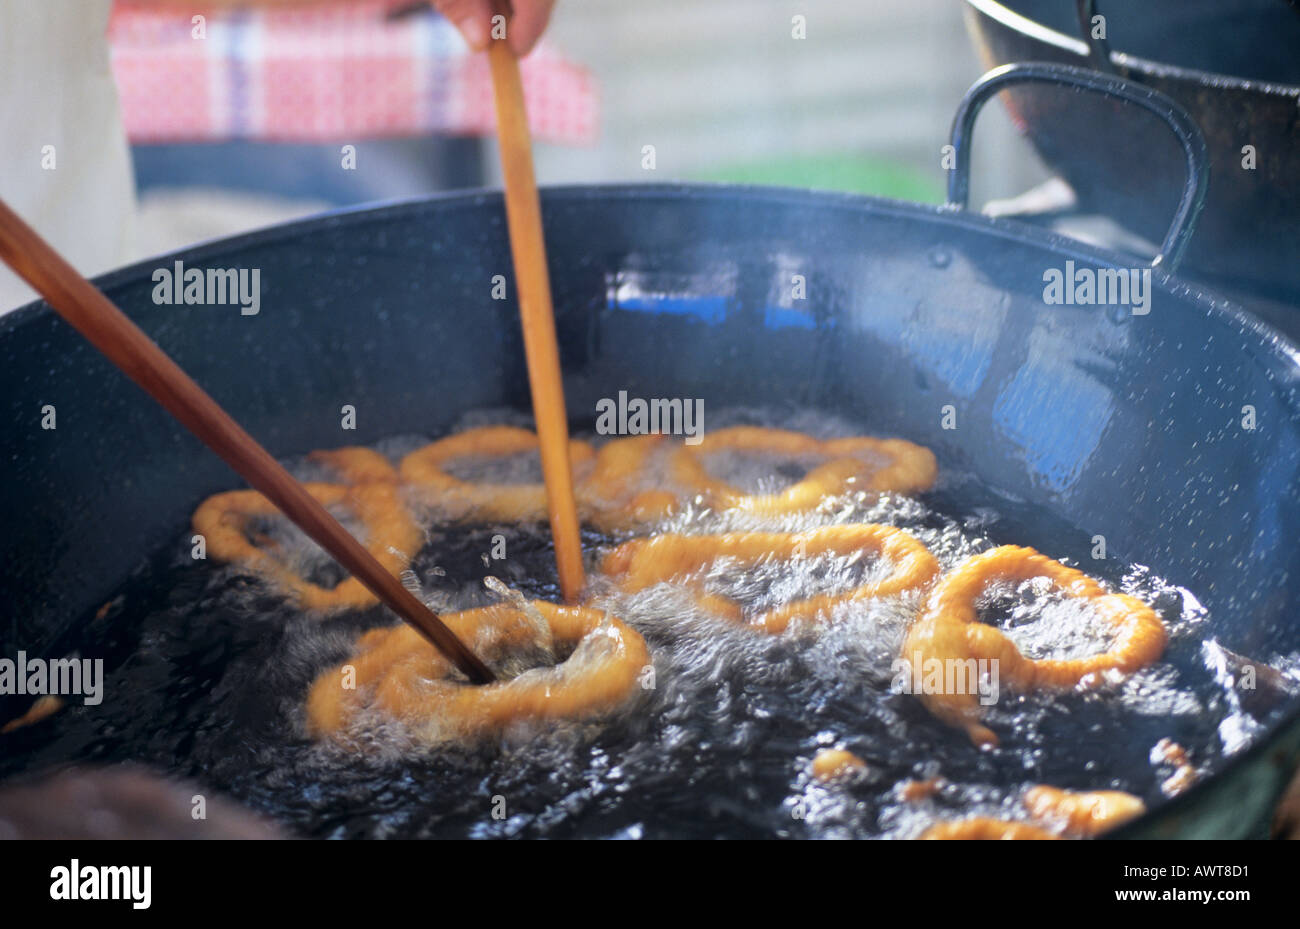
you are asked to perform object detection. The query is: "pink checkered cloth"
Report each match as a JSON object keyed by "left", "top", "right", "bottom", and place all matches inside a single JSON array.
[{"left": 108, "top": 1, "right": 598, "bottom": 145}]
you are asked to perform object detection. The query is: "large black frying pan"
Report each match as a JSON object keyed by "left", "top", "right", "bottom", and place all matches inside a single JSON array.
[
  {"left": 963, "top": 0, "right": 1300, "bottom": 301},
  {"left": 2, "top": 65, "right": 1299, "bottom": 838}
]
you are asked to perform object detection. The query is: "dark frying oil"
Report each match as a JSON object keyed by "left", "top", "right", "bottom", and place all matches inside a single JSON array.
[{"left": 0, "top": 418, "right": 1285, "bottom": 839}]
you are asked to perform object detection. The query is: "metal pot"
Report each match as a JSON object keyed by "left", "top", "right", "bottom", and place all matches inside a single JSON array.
[
  {"left": 2, "top": 65, "right": 1298, "bottom": 838},
  {"left": 963, "top": 0, "right": 1300, "bottom": 301}
]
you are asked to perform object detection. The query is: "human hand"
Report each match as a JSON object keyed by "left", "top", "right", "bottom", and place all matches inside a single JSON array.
[{"left": 432, "top": 0, "right": 556, "bottom": 56}]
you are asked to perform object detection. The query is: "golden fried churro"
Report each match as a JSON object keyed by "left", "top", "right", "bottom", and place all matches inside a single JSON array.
[
  {"left": 306, "top": 600, "right": 650, "bottom": 745},
  {"left": 811, "top": 748, "right": 868, "bottom": 782},
  {"left": 902, "top": 545, "right": 1166, "bottom": 747},
  {"left": 578, "top": 434, "right": 681, "bottom": 530},
  {"left": 193, "top": 448, "right": 420, "bottom": 611},
  {"left": 602, "top": 525, "right": 939, "bottom": 634},
  {"left": 1022, "top": 785, "right": 1145, "bottom": 836},
  {"left": 400, "top": 425, "right": 595, "bottom": 523},
  {"left": 670, "top": 426, "right": 937, "bottom": 516},
  {"left": 918, "top": 817, "right": 1059, "bottom": 840}
]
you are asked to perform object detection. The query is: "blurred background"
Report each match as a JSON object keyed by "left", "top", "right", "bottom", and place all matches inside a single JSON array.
[{"left": 125, "top": 0, "right": 1050, "bottom": 258}]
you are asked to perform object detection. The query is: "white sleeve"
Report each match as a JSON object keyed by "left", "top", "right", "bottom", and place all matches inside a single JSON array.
[{"left": 0, "top": 0, "right": 136, "bottom": 315}]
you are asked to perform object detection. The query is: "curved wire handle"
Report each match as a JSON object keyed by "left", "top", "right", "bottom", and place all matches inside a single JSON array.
[
  {"left": 1075, "top": 0, "right": 1116, "bottom": 74},
  {"left": 945, "top": 62, "right": 1210, "bottom": 272}
]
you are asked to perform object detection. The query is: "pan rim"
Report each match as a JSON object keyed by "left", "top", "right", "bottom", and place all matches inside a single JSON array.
[{"left": 6, "top": 182, "right": 1298, "bottom": 365}]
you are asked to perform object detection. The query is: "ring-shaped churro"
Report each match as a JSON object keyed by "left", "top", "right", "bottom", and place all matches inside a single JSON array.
[
  {"left": 306, "top": 600, "right": 651, "bottom": 745},
  {"left": 192, "top": 448, "right": 420, "bottom": 611},
  {"left": 579, "top": 434, "right": 681, "bottom": 530},
  {"left": 400, "top": 425, "right": 595, "bottom": 523},
  {"left": 669, "top": 426, "right": 937, "bottom": 516},
  {"left": 601, "top": 525, "right": 939, "bottom": 634},
  {"left": 902, "top": 545, "right": 1167, "bottom": 747},
  {"left": 306, "top": 446, "right": 401, "bottom": 485}
]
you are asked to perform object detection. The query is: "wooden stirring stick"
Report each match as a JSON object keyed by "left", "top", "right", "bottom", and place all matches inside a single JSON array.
[
  {"left": 485, "top": 3, "right": 586, "bottom": 603},
  {"left": 0, "top": 198, "right": 495, "bottom": 685}
]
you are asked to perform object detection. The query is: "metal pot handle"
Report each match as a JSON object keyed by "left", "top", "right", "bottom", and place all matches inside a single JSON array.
[
  {"left": 945, "top": 62, "right": 1210, "bottom": 272},
  {"left": 1075, "top": 0, "right": 1116, "bottom": 74}
]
